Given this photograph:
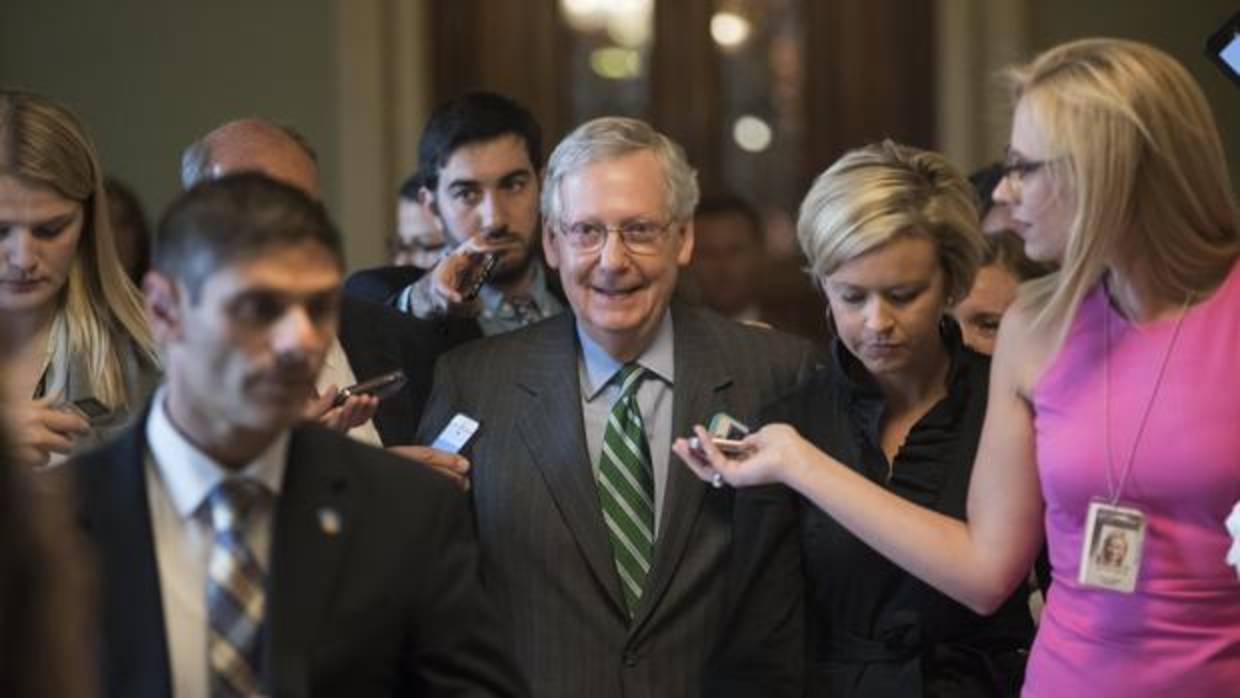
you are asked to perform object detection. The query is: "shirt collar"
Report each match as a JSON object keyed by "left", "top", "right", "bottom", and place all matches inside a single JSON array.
[
  {"left": 146, "top": 387, "right": 288, "bottom": 520},
  {"left": 577, "top": 310, "right": 675, "bottom": 401},
  {"left": 478, "top": 260, "right": 559, "bottom": 316}
]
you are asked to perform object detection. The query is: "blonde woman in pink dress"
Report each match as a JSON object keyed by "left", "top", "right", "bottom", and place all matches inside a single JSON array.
[{"left": 677, "top": 38, "right": 1240, "bottom": 696}]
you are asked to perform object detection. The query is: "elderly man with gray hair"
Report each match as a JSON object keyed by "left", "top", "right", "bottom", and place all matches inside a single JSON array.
[{"left": 417, "top": 116, "right": 818, "bottom": 697}]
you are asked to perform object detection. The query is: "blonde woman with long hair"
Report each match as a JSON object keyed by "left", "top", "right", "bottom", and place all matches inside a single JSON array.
[
  {"left": 0, "top": 90, "right": 159, "bottom": 467},
  {"left": 677, "top": 38, "right": 1240, "bottom": 696}
]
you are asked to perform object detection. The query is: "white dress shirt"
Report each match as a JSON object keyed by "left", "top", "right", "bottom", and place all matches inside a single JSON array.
[{"left": 145, "top": 387, "right": 288, "bottom": 698}]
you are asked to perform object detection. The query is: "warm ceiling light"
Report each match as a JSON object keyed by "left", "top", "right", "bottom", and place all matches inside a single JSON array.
[
  {"left": 561, "top": 0, "right": 607, "bottom": 32},
  {"left": 590, "top": 47, "right": 643, "bottom": 80},
  {"left": 733, "top": 115, "right": 772, "bottom": 152},
  {"left": 711, "top": 11, "right": 751, "bottom": 50}
]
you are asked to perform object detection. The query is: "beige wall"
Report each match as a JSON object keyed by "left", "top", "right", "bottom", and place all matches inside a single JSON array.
[
  {"left": 0, "top": 0, "right": 431, "bottom": 271},
  {"left": 3, "top": 1, "right": 1235, "bottom": 268},
  {"left": 938, "top": 0, "right": 1240, "bottom": 185},
  {"left": 1030, "top": 0, "right": 1239, "bottom": 185}
]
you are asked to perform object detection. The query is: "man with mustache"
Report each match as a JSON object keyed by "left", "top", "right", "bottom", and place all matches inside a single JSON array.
[
  {"left": 417, "top": 117, "right": 817, "bottom": 697},
  {"left": 69, "top": 173, "right": 527, "bottom": 697},
  {"left": 347, "top": 91, "right": 564, "bottom": 343}
]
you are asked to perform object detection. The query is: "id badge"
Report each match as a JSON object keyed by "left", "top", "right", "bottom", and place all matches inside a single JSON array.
[{"left": 1078, "top": 499, "right": 1146, "bottom": 593}]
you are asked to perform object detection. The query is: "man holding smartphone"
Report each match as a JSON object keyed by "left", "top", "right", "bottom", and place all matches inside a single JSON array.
[{"left": 347, "top": 92, "right": 565, "bottom": 343}]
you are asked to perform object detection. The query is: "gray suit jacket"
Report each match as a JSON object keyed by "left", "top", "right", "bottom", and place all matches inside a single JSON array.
[{"left": 417, "top": 303, "right": 820, "bottom": 698}]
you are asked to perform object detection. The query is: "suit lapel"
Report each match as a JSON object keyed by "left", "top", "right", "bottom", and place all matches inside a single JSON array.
[
  {"left": 264, "top": 427, "right": 356, "bottom": 697},
  {"left": 631, "top": 306, "right": 732, "bottom": 630},
  {"left": 514, "top": 316, "right": 628, "bottom": 617},
  {"left": 78, "top": 406, "right": 174, "bottom": 698}
]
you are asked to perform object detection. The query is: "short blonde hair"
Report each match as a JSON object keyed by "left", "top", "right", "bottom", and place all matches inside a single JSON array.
[
  {"left": 797, "top": 140, "right": 985, "bottom": 304},
  {"left": 0, "top": 90, "right": 157, "bottom": 408},
  {"left": 1009, "top": 39, "right": 1240, "bottom": 340}
]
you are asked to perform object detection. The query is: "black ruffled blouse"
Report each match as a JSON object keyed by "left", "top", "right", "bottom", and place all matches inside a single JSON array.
[{"left": 761, "top": 321, "right": 1033, "bottom": 698}]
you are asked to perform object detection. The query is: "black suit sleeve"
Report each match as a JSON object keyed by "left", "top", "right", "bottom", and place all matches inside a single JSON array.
[
  {"left": 398, "top": 476, "right": 529, "bottom": 697},
  {"left": 701, "top": 340, "right": 815, "bottom": 698},
  {"left": 414, "top": 348, "right": 464, "bottom": 446},
  {"left": 703, "top": 484, "right": 806, "bottom": 698}
]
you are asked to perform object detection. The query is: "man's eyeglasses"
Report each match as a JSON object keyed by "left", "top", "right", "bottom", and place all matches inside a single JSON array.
[{"left": 556, "top": 219, "right": 679, "bottom": 255}]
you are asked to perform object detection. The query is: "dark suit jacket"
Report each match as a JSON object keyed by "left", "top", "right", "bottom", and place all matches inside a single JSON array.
[
  {"left": 338, "top": 294, "right": 452, "bottom": 444},
  {"left": 345, "top": 264, "right": 424, "bottom": 308},
  {"left": 70, "top": 408, "right": 529, "bottom": 698},
  {"left": 416, "top": 304, "right": 821, "bottom": 698}
]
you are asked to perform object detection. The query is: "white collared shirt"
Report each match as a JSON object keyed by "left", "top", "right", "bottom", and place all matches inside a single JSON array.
[
  {"left": 145, "top": 387, "right": 288, "bottom": 698},
  {"left": 318, "top": 336, "right": 383, "bottom": 447}
]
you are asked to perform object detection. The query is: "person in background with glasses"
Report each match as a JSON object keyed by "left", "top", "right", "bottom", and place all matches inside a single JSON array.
[
  {"left": 390, "top": 171, "right": 446, "bottom": 269},
  {"left": 417, "top": 116, "right": 820, "bottom": 698},
  {"left": 678, "top": 38, "right": 1240, "bottom": 697}
]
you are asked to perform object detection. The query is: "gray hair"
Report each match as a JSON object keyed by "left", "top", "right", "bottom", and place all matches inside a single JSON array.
[{"left": 541, "top": 116, "right": 699, "bottom": 225}]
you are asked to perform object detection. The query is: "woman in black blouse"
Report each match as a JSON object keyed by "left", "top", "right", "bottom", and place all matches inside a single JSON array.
[{"left": 684, "top": 141, "right": 1033, "bottom": 696}]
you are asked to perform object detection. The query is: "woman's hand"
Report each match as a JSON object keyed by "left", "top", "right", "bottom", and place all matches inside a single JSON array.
[
  {"left": 671, "top": 423, "right": 820, "bottom": 489},
  {"left": 6, "top": 398, "right": 91, "bottom": 468}
]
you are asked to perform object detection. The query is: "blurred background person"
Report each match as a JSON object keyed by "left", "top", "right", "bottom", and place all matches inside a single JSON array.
[
  {"left": 0, "top": 90, "right": 159, "bottom": 468},
  {"left": 952, "top": 231, "right": 1053, "bottom": 356},
  {"left": 102, "top": 176, "right": 151, "bottom": 285},
  {"left": 968, "top": 163, "right": 1017, "bottom": 236},
  {"left": 688, "top": 193, "right": 767, "bottom": 323},
  {"left": 390, "top": 170, "right": 446, "bottom": 268}
]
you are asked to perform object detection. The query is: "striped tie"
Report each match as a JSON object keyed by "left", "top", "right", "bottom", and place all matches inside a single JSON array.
[
  {"left": 206, "top": 479, "right": 266, "bottom": 698},
  {"left": 597, "top": 363, "right": 655, "bottom": 617}
]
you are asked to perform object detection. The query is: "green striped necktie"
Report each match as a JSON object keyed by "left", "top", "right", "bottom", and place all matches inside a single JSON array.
[{"left": 597, "top": 363, "right": 655, "bottom": 618}]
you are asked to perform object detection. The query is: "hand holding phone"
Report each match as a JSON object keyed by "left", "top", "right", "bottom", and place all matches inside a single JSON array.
[
  {"left": 456, "top": 252, "right": 498, "bottom": 301},
  {"left": 688, "top": 412, "right": 752, "bottom": 461},
  {"left": 332, "top": 370, "right": 407, "bottom": 408},
  {"left": 62, "top": 397, "right": 114, "bottom": 426},
  {"left": 430, "top": 413, "right": 481, "bottom": 454}
]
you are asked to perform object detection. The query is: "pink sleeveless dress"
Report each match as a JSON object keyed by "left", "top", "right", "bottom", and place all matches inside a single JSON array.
[{"left": 1026, "top": 261, "right": 1240, "bottom": 695}]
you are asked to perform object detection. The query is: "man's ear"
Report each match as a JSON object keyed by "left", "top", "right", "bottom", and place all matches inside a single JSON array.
[
  {"left": 542, "top": 221, "right": 561, "bottom": 270},
  {"left": 417, "top": 185, "right": 439, "bottom": 219},
  {"left": 143, "top": 271, "right": 185, "bottom": 343},
  {"left": 676, "top": 219, "right": 695, "bottom": 266}
]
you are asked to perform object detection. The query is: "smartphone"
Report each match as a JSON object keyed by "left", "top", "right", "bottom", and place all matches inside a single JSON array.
[
  {"left": 689, "top": 435, "right": 749, "bottom": 457},
  {"left": 1207, "top": 10, "right": 1240, "bottom": 86},
  {"left": 688, "top": 412, "right": 752, "bottom": 460},
  {"left": 457, "top": 252, "right": 499, "bottom": 301},
  {"left": 430, "top": 413, "right": 481, "bottom": 454},
  {"left": 65, "top": 397, "right": 113, "bottom": 426},
  {"left": 332, "top": 369, "right": 407, "bottom": 407}
]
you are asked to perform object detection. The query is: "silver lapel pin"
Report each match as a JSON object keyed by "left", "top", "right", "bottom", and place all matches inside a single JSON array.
[{"left": 317, "top": 507, "right": 342, "bottom": 536}]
